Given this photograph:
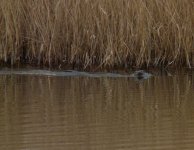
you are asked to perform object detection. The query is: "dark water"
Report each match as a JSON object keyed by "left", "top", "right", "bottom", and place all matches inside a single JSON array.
[{"left": 0, "top": 71, "right": 194, "bottom": 150}]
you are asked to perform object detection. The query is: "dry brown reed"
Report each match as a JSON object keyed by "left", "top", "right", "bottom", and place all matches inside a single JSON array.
[{"left": 0, "top": 0, "right": 193, "bottom": 69}]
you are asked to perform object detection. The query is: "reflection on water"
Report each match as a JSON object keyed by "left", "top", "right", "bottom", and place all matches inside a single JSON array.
[{"left": 0, "top": 73, "right": 194, "bottom": 150}]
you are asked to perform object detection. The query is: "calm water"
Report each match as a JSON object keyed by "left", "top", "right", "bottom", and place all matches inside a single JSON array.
[{"left": 0, "top": 71, "right": 194, "bottom": 150}]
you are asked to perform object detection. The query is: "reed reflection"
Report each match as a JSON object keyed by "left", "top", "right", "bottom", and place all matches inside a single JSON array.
[{"left": 0, "top": 73, "right": 194, "bottom": 150}]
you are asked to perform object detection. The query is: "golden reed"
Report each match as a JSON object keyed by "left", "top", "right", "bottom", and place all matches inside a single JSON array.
[{"left": 0, "top": 0, "right": 193, "bottom": 68}]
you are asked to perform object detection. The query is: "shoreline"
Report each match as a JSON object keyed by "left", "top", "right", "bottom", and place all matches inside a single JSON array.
[{"left": 0, "top": 62, "right": 193, "bottom": 73}]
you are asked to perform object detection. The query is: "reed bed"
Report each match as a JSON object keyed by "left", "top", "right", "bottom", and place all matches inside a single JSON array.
[{"left": 0, "top": 0, "right": 193, "bottom": 69}]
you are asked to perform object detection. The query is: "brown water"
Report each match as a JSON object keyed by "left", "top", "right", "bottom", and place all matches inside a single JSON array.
[{"left": 0, "top": 72, "right": 194, "bottom": 150}]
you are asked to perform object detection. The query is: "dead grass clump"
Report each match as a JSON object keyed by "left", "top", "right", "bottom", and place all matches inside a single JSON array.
[{"left": 0, "top": 0, "right": 193, "bottom": 68}]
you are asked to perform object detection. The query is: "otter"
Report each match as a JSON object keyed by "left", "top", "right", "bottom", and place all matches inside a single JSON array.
[{"left": 130, "top": 70, "right": 152, "bottom": 80}]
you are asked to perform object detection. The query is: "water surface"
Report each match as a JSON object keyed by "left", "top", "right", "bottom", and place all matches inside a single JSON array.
[{"left": 0, "top": 71, "right": 194, "bottom": 150}]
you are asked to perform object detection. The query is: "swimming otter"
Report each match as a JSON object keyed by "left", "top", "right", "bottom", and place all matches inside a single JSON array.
[{"left": 130, "top": 70, "right": 152, "bottom": 80}]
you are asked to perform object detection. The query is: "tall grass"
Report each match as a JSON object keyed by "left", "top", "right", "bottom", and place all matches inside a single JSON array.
[{"left": 0, "top": 0, "right": 193, "bottom": 68}]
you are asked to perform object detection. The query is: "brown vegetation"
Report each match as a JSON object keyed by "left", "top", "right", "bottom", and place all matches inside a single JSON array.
[{"left": 0, "top": 0, "right": 193, "bottom": 69}]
